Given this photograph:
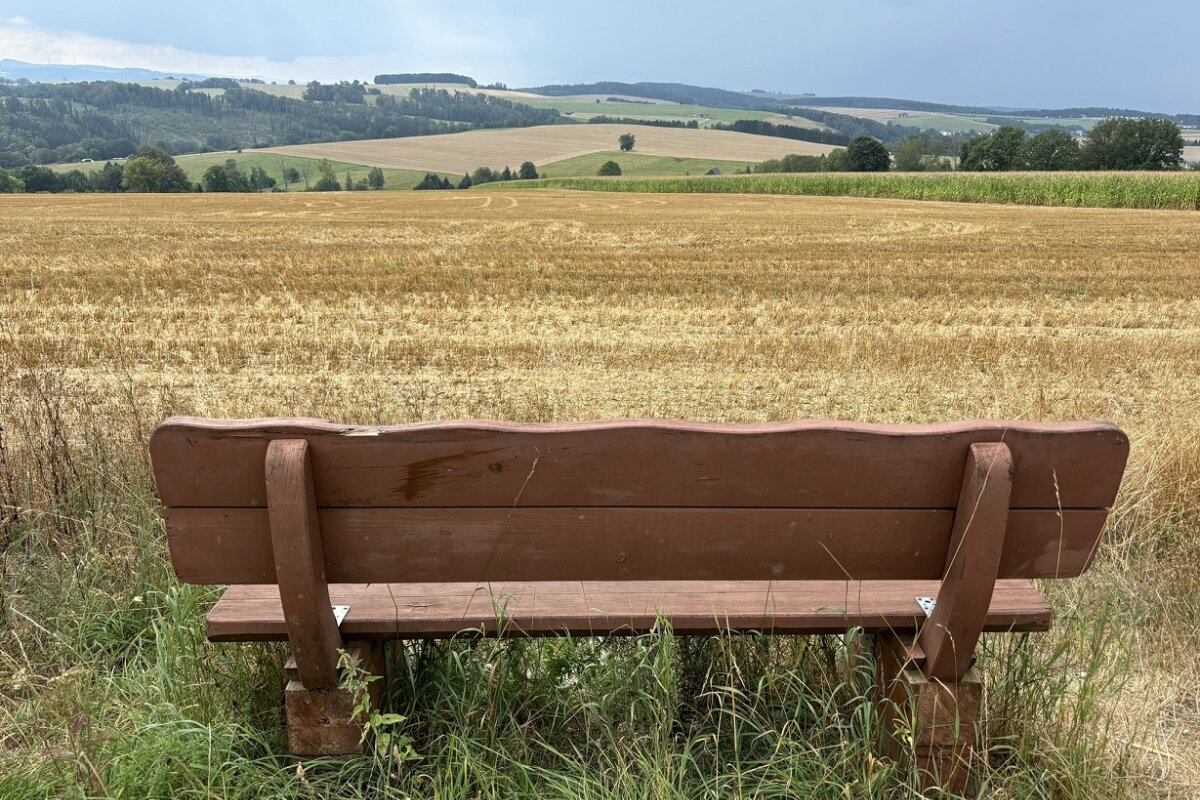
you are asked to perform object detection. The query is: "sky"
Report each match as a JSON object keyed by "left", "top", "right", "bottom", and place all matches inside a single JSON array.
[{"left": 0, "top": 1, "right": 1197, "bottom": 112}]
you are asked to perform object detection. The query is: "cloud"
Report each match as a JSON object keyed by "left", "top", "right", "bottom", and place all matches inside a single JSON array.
[{"left": 0, "top": 16, "right": 524, "bottom": 83}]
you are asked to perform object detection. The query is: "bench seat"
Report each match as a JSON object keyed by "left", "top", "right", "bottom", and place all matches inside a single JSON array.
[{"left": 207, "top": 578, "right": 1051, "bottom": 641}]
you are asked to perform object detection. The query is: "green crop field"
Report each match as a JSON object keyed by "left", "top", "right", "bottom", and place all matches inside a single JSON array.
[
  {"left": 498, "top": 171, "right": 1200, "bottom": 210},
  {"left": 541, "top": 151, "right": 752, "bottom": 177}
]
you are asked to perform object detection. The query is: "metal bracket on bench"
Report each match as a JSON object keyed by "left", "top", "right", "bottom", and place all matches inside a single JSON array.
[
  {"left": 332, "top": 605, "right": 350, "bottom": 627},
  {"left": 916, "top": 597, "right": 936, "bottom": 617}
]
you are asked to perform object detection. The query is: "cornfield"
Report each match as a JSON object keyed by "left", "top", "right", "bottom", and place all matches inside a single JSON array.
[{"left": 503, "top": 171, "right": 1200, "bottom": 210}]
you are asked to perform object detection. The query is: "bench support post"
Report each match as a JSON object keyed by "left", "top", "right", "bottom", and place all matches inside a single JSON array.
[
  {"left": 268, "top": 439, "right": 380, "bottom": 756},
  {"left": 284, "top": 641, "right": 385, "bottom": 758},
  {"left": 876, "top": 634, "right": 982, "bottom": 795},
  {"left": 920, "top": 441, "right": 1013, "bottom": 681},
  {"left": 877, "top": 442, "right": 1012, "bottom": 793}
]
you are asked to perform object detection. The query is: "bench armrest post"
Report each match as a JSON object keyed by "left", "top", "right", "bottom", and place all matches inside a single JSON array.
[
  {"left": 266, "top": 439, "right": 344, "bottom": 689},
  {"left": 918, "top": 442, "right": 1013, "bottom": 681}
]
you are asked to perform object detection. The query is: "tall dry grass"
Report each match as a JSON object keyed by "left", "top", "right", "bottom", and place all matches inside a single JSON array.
[{"left": 0, "top": 191, "right": 1198, "bottom": 797}]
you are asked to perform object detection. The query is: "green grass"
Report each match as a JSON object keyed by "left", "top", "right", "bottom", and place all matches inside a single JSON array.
[
  {"left": 0, "top": 374, "right": 1149, "bottom": 799},
  {"left": 542, "top": 151, "right": 753, "bottom": 178},
  {"left": 494, "top": 172, "right": 1200, "bottom": 210},
  {"left": 49, "top": 152, "right": 448, "bottom": 191}
]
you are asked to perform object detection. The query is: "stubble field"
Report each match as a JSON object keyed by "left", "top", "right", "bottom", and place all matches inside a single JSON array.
[
  {"left": 1, "top": 191, "right": 1198, "bottom": 797},
  {"left": 263, "top": 123, "right": 838, "bottom": 174}
]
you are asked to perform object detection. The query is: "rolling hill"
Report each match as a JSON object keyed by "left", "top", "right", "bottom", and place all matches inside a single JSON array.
[{"left": 261, "top": 124, "right": 840, "bottom": 175}]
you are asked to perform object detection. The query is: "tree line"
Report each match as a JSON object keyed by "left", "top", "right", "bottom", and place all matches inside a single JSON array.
[
  {"left": 712, "top": 119, "right": 850, "bottom": 146},
  {"left": 753, "top": 117, "right": 1194, "bottom": 174},
  {"left": 0, "top": 81, "right": 561, "bottom": 168},
  {"left": 415, "top": 162, "right": 541, "bottom": 190},
  {"left": 959, "top": 118, "right": 1185, "bottom": 171},
  {"left": 375, "top": 73, "right": 478, "bottom": 87},
  {"left": 586, "top": 116, "right": 701, "bottom": 129},
  {"left": 0, "top": 147, "right": 388, "bottom": 194}
]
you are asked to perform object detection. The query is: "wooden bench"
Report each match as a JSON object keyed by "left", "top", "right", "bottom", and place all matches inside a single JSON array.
[{"left": 150, "top": 417, "right": 1128, "bottom": 791}]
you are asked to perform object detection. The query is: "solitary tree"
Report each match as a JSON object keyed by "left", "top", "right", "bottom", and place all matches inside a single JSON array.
[
  {"left": 201, "top": 164, "right": 230, "bottom": 192},
  {"left": 250, "top": 165, "right": 277, "bottom": 190},
  {"left": 367, "top": 167, "right": 385, "bottom": 189},
  {"left": 518, "top": 161, "right": 539, "bottom": 179},
  {"left": 598, "top": 160, "right": 622, "bottom": 176},
  {"left": 122, "top": 146, "right": 191, "bottom": 192},
  {"left": 618, "top": 133, "right": 636, "bottom": 152},
  {"left": 311, "top": 159, "right": 342, "bottom": 191},
  {"left": 844, "top": 137, "right": 891, "bottom": 171}
]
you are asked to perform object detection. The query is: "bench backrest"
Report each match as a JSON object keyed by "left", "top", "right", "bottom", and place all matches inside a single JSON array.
[{"left": 150, "top": 417, "right": 1129, "bottom": 587}]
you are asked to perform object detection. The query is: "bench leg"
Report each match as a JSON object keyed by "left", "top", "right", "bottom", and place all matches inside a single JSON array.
[
  {"left": 876, "top": 634, "right": 981, "bottom": 796},
  {"left": 285, "top": 640, "right": 384, "bottom": 758}
]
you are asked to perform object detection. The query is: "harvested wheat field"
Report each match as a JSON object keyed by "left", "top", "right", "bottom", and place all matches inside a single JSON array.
[
  {"left": 1, "top": 191, "right": 1199, "bottom": 797},
  {"left": 264, "top": 123, "right": 839, "bottom": 174}
]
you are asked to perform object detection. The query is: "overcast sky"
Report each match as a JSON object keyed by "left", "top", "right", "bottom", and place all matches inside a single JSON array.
[{"left": 1, "top": 1, "right": 1197, "bottom": 111}]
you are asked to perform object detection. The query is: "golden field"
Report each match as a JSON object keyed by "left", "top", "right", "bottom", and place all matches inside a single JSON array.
[
  {"left": 1, "top": 191, "right": 1199, "bottom": 795},
  {"left": 263, "top": 123, "right": 838, "bottom": 174}
]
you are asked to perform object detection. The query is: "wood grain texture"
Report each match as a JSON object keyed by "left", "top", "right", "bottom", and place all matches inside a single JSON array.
[
  {"left": 206, "top": 579, "right": 1051, "bottom": 640},
  {"left": 265, "top": 440, "right": 343, "bottom": 688},
  {"left": 150, "top": 417, "right": 1129, "bottom": 510},
  {"left": 164, "top": 506, "right": 1108, "bottom": 585},
  {"left": 920, "top": 443, "right": 1013, "bottom": 680}
]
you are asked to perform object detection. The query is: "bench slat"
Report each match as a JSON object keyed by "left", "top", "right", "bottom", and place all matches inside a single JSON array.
[
  {"left": 167, "top": 507, "right": 1108, "bottom": 584},
  {"left": 207, "top": 579, "right": 1051, "bottom": 640},
  {"left": 150, "top": 418, "right": 1128, "bottom": 510}
]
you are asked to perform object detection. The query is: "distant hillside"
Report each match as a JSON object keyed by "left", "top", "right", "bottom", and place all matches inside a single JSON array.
[
  {"left": 524, "top": 82, "right": 762, "bottom": 110},
  {"left": 787, "top": 96, "right": 1199, "bottom": 124},
  {"left": 0, "top": 81, "right": 561, "bottom": 167},
  {"left": 0, "top": 59, "right": 208, "bottom": 83}
]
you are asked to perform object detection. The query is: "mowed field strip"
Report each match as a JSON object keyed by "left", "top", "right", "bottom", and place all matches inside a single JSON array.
[{"left": 262, "top": 124, "right": 839, "bottom": 173}]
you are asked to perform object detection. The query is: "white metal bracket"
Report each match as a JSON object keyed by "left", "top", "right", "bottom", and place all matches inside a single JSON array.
[
  {"left": 332, "top": 604, "right": 350, "bottom": 627},
  {"left": 916, "top": 596, "right": 936, "bottom": 617}
]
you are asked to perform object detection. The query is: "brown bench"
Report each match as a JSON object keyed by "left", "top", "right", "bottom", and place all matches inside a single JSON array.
[{"left": 150, "top": 417, "right": 1128, "bottom": 790}]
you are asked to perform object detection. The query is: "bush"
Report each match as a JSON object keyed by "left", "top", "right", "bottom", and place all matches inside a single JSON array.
[
  {"left": 414, "top": 172, "right": 453, "bottom": 190},
  {"left": 598, "top": 160, "right": 623, "bottom": 176}
]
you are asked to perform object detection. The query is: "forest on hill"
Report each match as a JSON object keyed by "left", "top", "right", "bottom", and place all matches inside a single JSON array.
[{"left": 0, "top": 81, "right": 560, "bottom": 167}]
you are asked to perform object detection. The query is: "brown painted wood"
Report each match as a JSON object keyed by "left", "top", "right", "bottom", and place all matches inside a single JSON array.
[
  {"left": 150, "top": 418, "right": 1129, "bottom": 510},
  {"left": 919, "top": 443, "right": 1013, "bottom": 681},
  {"left": 285, "top": 640, "right": 383, "bottom": 757},
  {"left": 266, "top": 439, "right": 343, "bottom": 689},
  {"left": 876, "top": 633, "right": 980, "bottom": 794},
  {"left": 206, "top": 579, "right": 1051, "bottom": 640},
  {"left": 164, "top": 506, "right": 1109, "bottom": 585}
]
